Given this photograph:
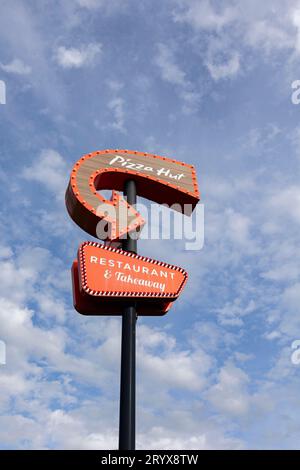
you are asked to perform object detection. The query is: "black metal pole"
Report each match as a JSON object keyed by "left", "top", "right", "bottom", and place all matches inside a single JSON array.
[{"left": 119, "top": 179, "right": 137, "bottom": 450}]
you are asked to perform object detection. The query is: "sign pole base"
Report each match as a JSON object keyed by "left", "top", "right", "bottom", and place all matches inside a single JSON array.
[{"left": 119, "top": 180, "right": 137, "bottom": 451}]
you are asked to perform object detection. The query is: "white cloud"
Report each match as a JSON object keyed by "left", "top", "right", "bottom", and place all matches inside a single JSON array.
[
  {"left": 22, "top": 149, "right": 67, "bottom": 199},
  {"left": 154, "top": 43, "right": 201, "bottom": 112},
  {"left": 242, "top": 124, "right": 281, "bottom": 151},
  {"left": 202, "top": 34, "right": 241, "bottom": 81},
  {"left": 140, "top": 350, "right": 210, "bottom": 391},
  {"left": 264, "top": 330, "right": 282, "bottom": 341},
  {"left": 187, "top": 321, "right": 237, "bottom": 354},
  {"left": 216, "top": 298, "right": 256, "bottom": 327},
  {"left": 107, "top": 96, "right": 126, "bottom": 133},
  {"left": 76, "top": 0, "right": 105, "bottom": 7},
  {"left": 245, "top": 20, "right": 293, "bottom": 53},
  {"left": 0, "top": 2, "right": 66, "bottom": 110},
  {"left": 76, "top": 0, "right": 128, "bottom": 14},
  {"left": 55, "top": 43, "right": 102, "bottom": 68},
  {"left": 173, "top": 0, "right": 300, "bottom": 80},
  {"left": 267, "top": 186, "right": 300, "bottom": 225},
  {"left": 174, "top": 2, "right": 241, "bottom": 80},
  {"left": 291, "top": 6, "right": 300, "bottom": 53},
  {"left": 106, "top": 79, "right": 124, "bottom": 92},
  {"left": 282, "top": 283, "right": 300, "bottom": 310},
  {"left": 0, "top": 245, "right": 13, "bottom": 259},
  {"left": 225, "top": 208, "right": 252, "bottom": 246},
  {"left": 207, "top": 363, "right": 251, "bottom": 416},
  {"left": 0, "top": 288, "right": 241, "bottom": 449},
  {"left": 0, "top": 246, "right": 69, "bottom": 324},
  {"left": 138, "top": 325, "right": 213, "bottom": 392},
  {"left": 137, "top": 425, "right": 243, "bottom": 450},
  {"left": 155, "top": 43, "right": 186, "bottom": 86},
  {"left": 0, "top": 58, "right": 31, "bottom": 75},
  {"left": 260, "top": 263, "right": 300, "bottom": 282},
  {"left": 206, "top": 51, "right": 240, "bottom": 81},
  {"left": 234, "top": 352, "right": 255, "bottom": 362},
  {"left": 179, "top": 88, "right": 202, "bottom": 114},
  {"left": 174, "top": 0, "right": 236, "bottom": 31}
]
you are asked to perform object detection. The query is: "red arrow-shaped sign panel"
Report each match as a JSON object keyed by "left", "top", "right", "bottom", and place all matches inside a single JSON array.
[
  {"left": 71, "top": 259, "right": 174, "bottom": 316},
  {"left": 77, "top": 241, "right": 188, "bottom": 300},
  {"left": 65, "top": 149, "right": 200, "bottom": 241}
]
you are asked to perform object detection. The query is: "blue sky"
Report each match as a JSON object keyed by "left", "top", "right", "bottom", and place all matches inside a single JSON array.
[{"left": 1, "top": 0, "right": 300, "bottom": 449}]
